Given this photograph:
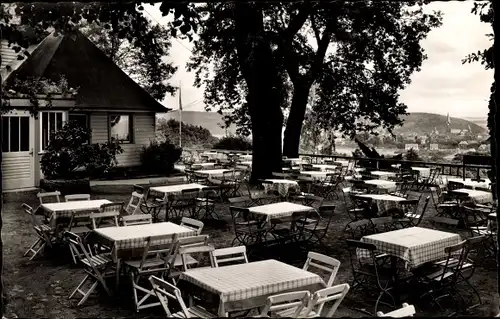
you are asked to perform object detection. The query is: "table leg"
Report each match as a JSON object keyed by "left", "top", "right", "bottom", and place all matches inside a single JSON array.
[
  {"left": 218, "top": 300, "right": 227, "bottom": 317},
  {"left": 391, "top": 256, "right": 401, "bottom": 305},
  {"left": 115, "top": 259, "right": 122, "bottom": 291}
]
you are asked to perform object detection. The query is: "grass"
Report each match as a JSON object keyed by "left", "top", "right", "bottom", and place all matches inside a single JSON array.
[{"left": 2, "top": 185, "right": 497, "bottom": 318}]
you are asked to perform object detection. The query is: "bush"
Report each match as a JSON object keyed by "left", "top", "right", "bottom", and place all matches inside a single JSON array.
[
  {"left": 40, "top": 120, "right": 123, "bottom": 179},
  {"left": 141, "top": 139, "right": 182, "bottom": 175},
  {"left": 404, "top": 148, "right": 422, "bottom": 162},
  {"left": 157, "top": 118, "right": 218, "bottom": 148},
  {"left": 213, "top": 135, "right": 252, "bottom": 151}
]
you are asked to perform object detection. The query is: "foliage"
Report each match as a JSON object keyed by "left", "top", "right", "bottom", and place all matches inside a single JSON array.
[
  {"left": 452, "top": 151, "right": 490, "bottom": 164},
  {"left": 213, "top": 135, "right": 252, "bottom": 151},
  {"left": 40, "top": 120, "right": 123, "bottom": 179},
  {"left": 405, "top": 148, "right": 422, "bottom": 162},
  {"left": 352, "top": 149, "right": 365, "bottom": 158},
  {"left": 156, "top": 118, "right": 218, "bottom": 148},
  {"left": 140, "top": 139, "right": 182, "bottom": 175},
  {"left": 80, "top": 20, "right": 177, "bottom": 101},
  {"left": 185, "top": 2, "right": 442, "bottom": 141},
  {"left": 2, "top": 75, "right": 78, "bottom": 116}
]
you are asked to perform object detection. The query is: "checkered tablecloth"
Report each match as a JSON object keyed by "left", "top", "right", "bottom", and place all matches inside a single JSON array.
[
  {"left": 248, "top": 202, "right": 316, "bottom": 222},
  {"left": 263, "top": 179, "right": 299, "bottom": 197},
  {"left": 358, "top": 227, "right": 461, "bottom": 269},
  {"left": 446, "top": 178, "right": 491, "bottom": 190},
  {"left": 150, "top": 183, "right": 206, "bottom": 198},
  {"left": 92, "top": 222, "right": 197, "bottom": 261},
  {"left": 369, "top": 171, "right": 397, "bottom": 181},
  {"left": 300, "top": 171, "right": 330, "bottom": 181},
  {"left": 312, "top": 164, "right": 340, "bottom": 172},
  {"left": 179, "top": 259, "right": 326, "bottom": 316},
  {"left": 363, "top": 179, "right": 397, "bottom": 192},
  {"left": 41, "top": 199, "right": 112, "bottom": 227},
  {"left": 356, "top": 194, "right": 407, "bottom": 215},
  {"left": 411, "top": 167, "right": 431, "bottom": 178},
  {"left": 194, "top": 169, "right": 233, "bottom": 178},
  {"left": 451, "top": 188, "right": 493, "bottom": 204}
]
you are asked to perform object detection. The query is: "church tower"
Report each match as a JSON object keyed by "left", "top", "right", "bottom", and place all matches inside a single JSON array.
[{"left": 446, "top": 113, "right": 451, "bottom": 133}]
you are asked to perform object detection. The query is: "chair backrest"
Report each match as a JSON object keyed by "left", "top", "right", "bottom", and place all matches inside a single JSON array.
[
  {"left": 260, "top": 291, "right": 311, "bottom": 318},
  {"left": 178, "top": 234, "right": 210, "bottom": 248},
  {"left": 228, "top": 196, "right": 253, "bottom": 207},
  {"left": 22, "top": 203, "right": 38, "bottom": 226},
  {"left": 306, "top": 283, "right": 350, "bottom": 317},
  {"left": 303, "top": 251, "right": 341, "bottom": 287},
  {"left": 136, "top": 234, "right": 180, "bottom": 272},
  {"left": 439, "top": 240, "right": 467, "bottom": 282},
  {"left": 121, "top": 214, "right": 152, "bottom": 226},
  {"left": 65, "top": 194, "right": 91, "bottom": 202},
  {"left": 64, "top": 231, "right": 102, "bottom": 271},
  {"left": 133, "top": 184, "right": 144, "bottom": 194},
  {"left": 37, "top": 191, "right": 61, "bottom": 204},
  {"left": 180, "top": 217, "right": 204, "bottom": 235},
  {"left": 124, "top": 191, "right": 144, "bottom": 215},
  {"left": 149, "top": 275, "right": 190, "bottom": 317},
  {"left": 179, "top": 188, "right": 200, "bottom": 200},
  {"left": 344, "top": 219, "right": 374, "bottom": 239},
  {"left": 345, "top": 239, "right": 380, "bottom": 281},
  {"left": 91, "top": 203, "right": 122, "bottom": 228},
  {"left": 414, "top": 196, "right": 431, "bottom": 225},
  {"left": 370, "top": 217, "right": 395, "bottom": 233},
  {"left": 211, "top": 246, "right": 248, "bottom": 267},
  {"left": 377, "top": 303, "right": 416, "bottom": 317},
  {"left": 229, "top": 206, "right": 253, "bottom": 227}
]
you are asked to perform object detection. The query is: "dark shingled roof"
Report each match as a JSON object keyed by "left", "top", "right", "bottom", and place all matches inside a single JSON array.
[{"left": 11, "top": 30, "right": 170, "bottom": 113}]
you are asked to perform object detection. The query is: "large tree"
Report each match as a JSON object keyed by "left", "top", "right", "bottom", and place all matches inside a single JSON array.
[{"left": 187, "top": 1, "right": 442, "bottom": 158}]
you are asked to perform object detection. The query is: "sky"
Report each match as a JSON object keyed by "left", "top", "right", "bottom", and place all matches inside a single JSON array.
[{"left": 144, "top": 1, "right": 493, "bottom": 120}]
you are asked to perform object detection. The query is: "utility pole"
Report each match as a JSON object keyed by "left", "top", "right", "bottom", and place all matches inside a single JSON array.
[{"left": 178, "top": 81, "right": 182, "bottom": 148}]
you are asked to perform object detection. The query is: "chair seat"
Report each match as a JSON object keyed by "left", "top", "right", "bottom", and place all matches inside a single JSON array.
[
  {"left": 171, "top": 305, "right": 217, "bottom": 318},
  {"left": 425, "top": 269, "right": 455, "bottom": 282},
  {"left": 296, "top": 218, "right": 318, "bottom": 224},
  {"left": 472, "top": 228, "right": 494, "bottom": 236},
  {"left": 405, "top": 213, "right": 421, "bottom": 219},
  {"left": 434, "top": 257, "right": 473, "bottom": 270},
  {"left": 35, "top": 224, "right": 53, "bottom": 233},
  {"left": 81, "top": 253, "right": 112, "bottom": 268},
  {"left": 174, "top": 254, "right": 199, "bottom": 267},
  {"left": 70, "top": 226, "right": 92, "bottom": 234},
  {"left": 275, "top": 307, "right": 317, "bottom": 318},
  {"left": 124, "top": 257, "right": 167, "bottom": 269}
]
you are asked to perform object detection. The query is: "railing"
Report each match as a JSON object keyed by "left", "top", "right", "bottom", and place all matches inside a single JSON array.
[{"left": 182, "top": 148, "right": 492, "bottom": 180}]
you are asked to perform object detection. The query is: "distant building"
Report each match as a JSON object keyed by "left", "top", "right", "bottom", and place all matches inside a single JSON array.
[
  {"left": 405, "top": 144, "right": 419, "bottom": 150},
  {"left": 430, "top": 144, "right": 439, "bottom": 150}
]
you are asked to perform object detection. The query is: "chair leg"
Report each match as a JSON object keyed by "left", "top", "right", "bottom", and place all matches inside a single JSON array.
[
  {"left": 78, "top": 280, "right": 99, "bottom": 306},
  {"left": 69, "top": 274, "right": 91, "bottom": 300},
  {"left": 24, "top": 238, "right": 43, "bottom": 257}
]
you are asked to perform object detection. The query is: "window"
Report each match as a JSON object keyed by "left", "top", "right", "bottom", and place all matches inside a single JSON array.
[
  {"left": 2, "top": 116, "right": 30, "bottom": 153},
  {"left": 41, "top": 111, "right": 66, "bottom": 151},
  {"left": 109, "top": 114, "right": 132, "bottom": 143}
]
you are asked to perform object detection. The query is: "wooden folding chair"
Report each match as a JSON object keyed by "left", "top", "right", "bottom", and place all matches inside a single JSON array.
[
  {"left": 301, "top": 205, "right": 336, "bottom": 247},
  {"left": 376, "top": 303, "right": 415, "bottom": 317},
  {"left": 259, "top": 290, "right": 311, "bottom": 318},
  {"left": 304, "top": 284, "right": 350, "bottom": 318},
  {"left": 124, "top": 191, "right": 144, "bottom": 215},
  {"left": 121, "top": 214, "right": 153, "bottom": 226},
  {"left": 124, "top": 234, "right": 180, "bottom": 312},
  {"left": 195, "top": 186, "right": 222, "bottom": 220},
  {"left": 303, "top": 251, "right": 341, "bottom": 287},
  {"left": 172, "top": 235, "right": 213, "bottom": 273},
  {"left": 90, "top": 203, "right": 122, "bottom": 229},
  {"left": 149, "top": 275, "right": 217, "bottom": 318},
  {"left": 211, "top": 246, "right": 248, "bottom": 267},
  {"left": 65, "top": 194, "right": 91, "bottom": 201},
  {"left": 180, "top": 217, "right": 204, "bottom": 235},
  {"left": 22, "top": 203, "right": 56, "bottom": 260},
  {"left": 37, "top": 191, "right": 61, "bottom": 204},
  {"left": 66, "top": 231, "right": 114, "bottom": 306},
  {"left": 66, "top": 211, "right": 93, "bottom": 264}
]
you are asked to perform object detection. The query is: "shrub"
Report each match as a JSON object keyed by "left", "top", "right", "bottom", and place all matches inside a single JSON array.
[
  {"left": 213, "top": 135, "right": 252, "bottom": 151},
  {"left": 141, "top": 139, "right": 182, "bottom": 175},
  {"left": 404, "top": 148, "right": 422, "bottom": 162},
  {"left": 40, "top": 120, "right": 123, "bottom": 179},
  {"left": 156, "top": 118, "right": 218, "bottom": 148}
]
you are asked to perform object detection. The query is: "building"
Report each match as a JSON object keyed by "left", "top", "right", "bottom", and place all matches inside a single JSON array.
[
  {"left": 405, "top": 144, "right": 419, "bottom": 151},
  {"left": 1, "top": 31, "right": 170, "bottom": 191}
]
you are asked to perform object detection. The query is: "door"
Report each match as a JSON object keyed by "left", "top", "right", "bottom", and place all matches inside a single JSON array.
[{"left": 1, "top": 110, "right": 35, "bottom": 190}]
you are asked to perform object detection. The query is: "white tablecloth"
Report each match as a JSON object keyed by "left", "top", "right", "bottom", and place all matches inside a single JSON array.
[
  {"left": 150, "top": 183, "right": 206, "bottom": 197},
  {"left": 451, "top": 188, "right": 493, "bottom": 204},
  {"left": 312, "top": 164, "right": 340, "bottom": 172},
  {"left": 248, "top": 202, "right": 316, "bottom": 222},
  {"left": 179, "top": 259, "right": 326, "bottom": 316},
  {"left": 359, "top": 227, "right": 461, "bottom": 269},
  {"left": 356, "top": 194, "right": 407, "bottom": 214},
  {"left": 411, "top": 167, "right": 431, "bottom": 178},
  {"left": 263, "top": 179, "right": 299, "bottom": 197},
  {"left": 42, "top": 199, "right": 112, "bottom": 227},
  {"left": 370, "top": 171, "right": 397, "bottom": 180},
  {"left": 446, "top": 177, "right": 491, "bottom": 190},
  {"left": 363, "top": 179, "right": 397, "bottom": 192},
  {"left": 300, "top": 171, "right": 331, "bottom": 181},
  {"left": 194, "top": 169, "right": 233, "bottom": 178}
]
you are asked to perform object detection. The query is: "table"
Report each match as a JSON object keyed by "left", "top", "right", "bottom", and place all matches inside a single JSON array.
[
  {"left": 370, "top": 171, "right": 397, "bottom": 181},
  {"left": 248, "top": 202, "right": 316, "bottom": 222},
  {"left": 283, "top": 158, "right": 308, "bottom": 165},
  {"left": 356, "top": 194, "right": 407, "bottom": 215},
  {"left": 194, "top": 169, "right": 232, "bottom": 178},
  {"left": 201, "top": 152, "right": 227, "bottom": 161},
  {"left": 363, "top": 179, "right": 397, "bottom": 192},
  {"left": 312, "top": 164, "right": 340, "bottom": 172},
  {"left": 150, "top": 183, "right": 206, "bottom": 198},
  {"left": 239, "top": 154, "right": 252, "bottom": 161},
  {"left": 334, "top": 160, "right": 350, "bottom": 167},
  {"left": 411, "top": 167, "right": 431, "bottom": 178},
  {"left": 450, "top": 188, "right": 493, "bottom": 204},
  {"left": 41, "top": 199, "right": 112, "bottom": 227},
  {"left": 446, "top": 177, "right": 491, "bottom": 190},
  {"left": 191, "top": 162, "right": 216, "bottom": 169},
  {"left": 92, "top": 222, "right": 197, "bottom": 289},
  {"left": 263, "top": 179, "right": 299, "bottom": 197},
  {"left": 178, "top": 259, "right": 326, "bottom": 316},
  {"left": 300, "top": 171, "right": 331, "bottom": 181},
  {"left": 359, "top": 227, "right": 461, "bottom": 269}
]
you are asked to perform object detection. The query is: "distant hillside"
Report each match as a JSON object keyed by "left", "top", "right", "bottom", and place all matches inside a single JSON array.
[
  {"left": 159, "top": 111, "right": 237, "bottom": 138},
  {"left": 394, "top": 112, "right": 487, "bottom": 135}
]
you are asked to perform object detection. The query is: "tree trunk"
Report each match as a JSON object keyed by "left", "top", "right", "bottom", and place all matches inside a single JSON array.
[
  {"left": 233, "top": 3, "right": 284, "bottom": 183},
  {"left": 493, "top": 0, "right": 500, "bottom": 305},
  {"left": 283, "top": 85, "right": 310, "bottom": 158},
  {"left": 0, "top": 58, "right": 5, "bottom": 317}
]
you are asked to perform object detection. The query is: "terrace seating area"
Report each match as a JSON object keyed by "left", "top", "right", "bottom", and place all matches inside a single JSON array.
[{"left": 6, "top": 150, "right": 497, "bottom": 318}]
